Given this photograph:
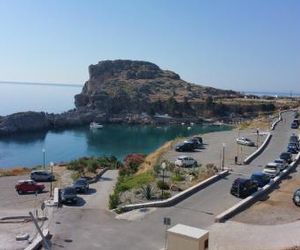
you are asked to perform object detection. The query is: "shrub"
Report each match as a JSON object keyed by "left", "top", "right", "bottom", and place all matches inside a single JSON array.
[
  {"left": 156, "top": 180, "right": 170, "bottom": 190},
  {"left": 171, "top": 174, "right": 185, "bottom": 182},
  {"left": 153, "top": 164, "right": 161, "bottom": 175},
  {"left": 160, "top": 191, "right": 171, "bottom": 199},
  {"left": 123, "top": 153, "right": 146, "bottom": 174},
  {"left": 141, "top": 184, "right": 155, "bottom": 200},
  {"left": 109, "top": 192, "right": 120, "bottom": 209}
]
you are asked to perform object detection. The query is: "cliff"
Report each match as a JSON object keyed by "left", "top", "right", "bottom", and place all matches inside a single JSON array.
[{"left": 74, "top": 60, "right": 240, "bottom": 116}]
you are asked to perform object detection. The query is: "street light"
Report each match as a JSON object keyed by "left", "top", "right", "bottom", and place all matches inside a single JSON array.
[
  {"left": 50, "top": 162, "right": 54, "bottom": 198},
  {"left": 42, "top": 148, "right": 46, "bottom": 169},
  {"left": 161, "top": 162, "right": 166, "bottom": 199},
  {"left": 256, "top": 128, "right": 259, "bottom": 149}
]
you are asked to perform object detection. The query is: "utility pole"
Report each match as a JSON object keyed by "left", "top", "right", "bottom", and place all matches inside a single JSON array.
[
  {"left": 42, "top": 148, "right": 46, "bottom": 169},
  {"left": 29, "top": 211, "right": 51, "bottom": 249},
  {"left": 222, "top": 143, "right": 226, "bottom": 171}
]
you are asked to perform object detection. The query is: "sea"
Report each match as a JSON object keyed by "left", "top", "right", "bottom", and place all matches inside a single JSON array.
[{"left": 0, "top": 82, "right": 231, "bottom": 168}]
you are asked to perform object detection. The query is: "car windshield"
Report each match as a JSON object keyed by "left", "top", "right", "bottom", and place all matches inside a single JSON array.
[
  {"left": 64, "top": 188, "right": 76, "bottom": 195},
  {"left": 75, "top": 180, "right": 87, "bottom": 185},
  {"left": 274, "top": 160, "right": 282, "bottom": 163}
]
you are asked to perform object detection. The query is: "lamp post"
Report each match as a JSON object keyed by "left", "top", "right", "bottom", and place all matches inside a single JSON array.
[
  {"left": 50, "top": 162, "right": 54, "bottom": 198},
  {"left": 161, "top": 162, "right": 166, "bottom": 199},
  {"left": 42, "top": 148, "right": 46, "bottom": 169},
  {"left": 222, "top": 143, "right": 226, "bottom": 171}
]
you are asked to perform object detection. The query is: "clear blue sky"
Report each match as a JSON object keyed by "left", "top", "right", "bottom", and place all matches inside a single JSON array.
[{"left": 0, "top": 0, "right": 299, "bottom": 92}]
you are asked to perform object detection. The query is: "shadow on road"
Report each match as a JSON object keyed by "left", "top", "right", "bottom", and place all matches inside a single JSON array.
[{"left": 100, "top": 177, "right": 113, "bottom": 181}]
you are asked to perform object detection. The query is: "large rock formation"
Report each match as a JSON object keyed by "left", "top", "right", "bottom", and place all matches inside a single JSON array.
[
  {"left": 74, "top": 60, "right": 240, "bottom": 116},
  {"left": 0, "top": 60, "right": 244, "bottom": 136}
]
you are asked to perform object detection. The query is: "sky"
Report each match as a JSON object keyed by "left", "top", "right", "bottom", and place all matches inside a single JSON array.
[{"left": 0, "top": 0, "right": 299, "bottom": 93}]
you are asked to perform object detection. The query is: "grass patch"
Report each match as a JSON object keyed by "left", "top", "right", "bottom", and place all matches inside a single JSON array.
[{"left": 116, "top": 171, "right": 155, "bottom": 193}]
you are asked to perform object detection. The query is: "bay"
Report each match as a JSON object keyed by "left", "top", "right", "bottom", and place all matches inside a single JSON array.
[{"left": 0, "top": 124, "right": 230, "bottom": 168}]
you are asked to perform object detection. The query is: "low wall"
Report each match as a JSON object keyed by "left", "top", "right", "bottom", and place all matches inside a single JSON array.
[
  {"left": 243, "top": 133, "right": 272, "bottom": 165},
  {"left": 119, "top": 170, "right": 229, "bottom": 212},
  {"left": 215, "top": 152, "right": 300, "bottom": 222}
]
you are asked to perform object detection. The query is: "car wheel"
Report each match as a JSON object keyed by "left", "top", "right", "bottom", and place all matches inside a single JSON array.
[
  {"left": 17, "top": 190, "right": 23, "bottom": 195},
  {"left": 37, "top": 189, "right": 43, "bottom": 193},
  {"left": 293, "top": 196, "right": 300, "bottom": 206}
]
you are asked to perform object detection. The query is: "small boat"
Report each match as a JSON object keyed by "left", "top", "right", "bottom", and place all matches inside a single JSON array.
[
  {"left": 90, "top": 122, "right": 103, "bottom": 129},
  {"left": 187, "top": 126, "right": 192, "bottom": 130}
]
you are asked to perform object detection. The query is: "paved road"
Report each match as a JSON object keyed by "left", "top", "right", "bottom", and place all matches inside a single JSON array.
[{"left": 50, "top": 112, "right": 296, "bottom": 250}]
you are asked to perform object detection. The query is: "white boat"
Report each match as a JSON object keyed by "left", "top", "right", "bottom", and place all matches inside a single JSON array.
[{"left": 90, "top": 122, "right": 103, "bottom": 129}]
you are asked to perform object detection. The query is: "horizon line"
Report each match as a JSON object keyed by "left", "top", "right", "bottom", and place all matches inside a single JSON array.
[{"left": 0, "top": 80, "right": 83, "bottom": 88}]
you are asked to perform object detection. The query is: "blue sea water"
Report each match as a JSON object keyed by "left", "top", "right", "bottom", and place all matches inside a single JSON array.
[{"left": 0, "top": 82, "right": 231, "bottom": 168}]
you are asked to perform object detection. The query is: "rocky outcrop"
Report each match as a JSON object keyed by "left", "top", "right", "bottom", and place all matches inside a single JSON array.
[
  {"left": 0, "top": 112, "right": 50, "bottom": 135},
  {"left": 74, "top": 60, "right": 240, "bottom": 116}
]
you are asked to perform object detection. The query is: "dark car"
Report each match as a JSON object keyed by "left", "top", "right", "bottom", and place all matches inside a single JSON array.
[
  {"left": 250, "top": 172, "right": 270, "bottom": 188},
  {"left": 230, "top": 178, "right": 258, "bottom": 198},
  {"left": 184, "top": 139, "right": 199, "bottom": 149},
  {"left": 72, "top": 178, "right": 89, "bottom": 193},
  {"left": 15, "top": 180, "right": 45, "bottom": 194},
  {"left": 175, "top": 142, "right": 194, "bottom": 152},
  {"left": 287, "top": 143, "right": 299, "bottom": 154},
  {"left": 291, "top": 122, "right": 299, "bottom": 129},
  {"left": 192, "top": 136, "right": 203, "bottom": 144},
  {"left": 60, "top": 187, "right": 78, "bottom": 204},
  {"left": 293, "top": 119, "right": 299, "bottom": 125},
  {"left": 280, "top": 152, "right": 293, "bottom": 163},
  {"left": 290, "top": 135, "right": 299, "bottom": 144},
  {"left": 293, "top": 188, "right": 300, "bottom": 206}
]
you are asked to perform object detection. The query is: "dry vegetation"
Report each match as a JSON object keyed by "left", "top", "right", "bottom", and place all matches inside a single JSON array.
[{"left": 0, "top": 167, "right": 31, "bottom": 177}]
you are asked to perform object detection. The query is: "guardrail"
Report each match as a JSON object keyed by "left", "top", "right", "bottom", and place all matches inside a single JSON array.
[
  {"left": 118, "top": 170, "right": 229, "bottom": 212},
  {"left": 215, "top": 152, "right": 300, "bottom": 222}
]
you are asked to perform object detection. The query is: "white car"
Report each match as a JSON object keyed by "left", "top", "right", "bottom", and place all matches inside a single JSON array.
[
  {"left": 236, "top": 137, "right": 255, "bottom": 146},
  {"left": 263, "top": 163, "right": 281, "bottom": 178},
  {"left": 273, "top": 159, "right": 288, "bottom": 171},
  {"left": 175, "top": 156, "right": 197, "bottom": 168}
]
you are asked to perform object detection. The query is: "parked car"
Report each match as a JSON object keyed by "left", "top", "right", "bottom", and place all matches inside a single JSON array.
[
  {"left": 230, "top": 178, "right": 258, "bottom": 198},
  {"left": 293, "top": 188, "right": 300, "bottom": 206},
  {"left": 184, "top": 137, "right": 202, "bottom": 148},
  {"left": 287, "top": 143, "right": 299, "bottom": 154},
  {"left": 72, "top": 178, "right": 89, "bottom": 193},
  {"left": 280, "top": 152, "right": 293, "bottom": 164},
  {"left": 30, "top": 170, "right": 54, "bottom": 182},
  {"left": 175, "top": 156, "right": 197, "bottom": 167},
  {"left": 293, "top": 119, "right": 299, "bottom": 126},
  {"left": 291, "top": 122, "right": 299, "bottom": 129},
  {"left": 193, "top": 136, "right": 203, "bottom": 144},
  {"left": 250, "top": 172, "right": 271, "bottom": 188},
  {"left": 175, "top": 142, "right": 194, "bottom": 152},
  {"left": 289, "top": 135, "right": 299, "bottom": 146},
  {"left": 60, "top": 187, "right": 78, "bottom": 204},
  {"left": 15, "top": 180, "right": 45, "bottom": 194},
  {"left": 273, "top": 159, "right": 288, "bottom": 171},
  {"left": 236, "top": 137, "right": 255, "bottom": 146},
  {"left": 263, "top": 162, "right": 281, "bottom": 178}
]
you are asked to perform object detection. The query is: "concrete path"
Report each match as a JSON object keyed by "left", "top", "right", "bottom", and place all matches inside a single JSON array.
[{"left": 79, "top": 170, "right": 118, "bottom": 210}]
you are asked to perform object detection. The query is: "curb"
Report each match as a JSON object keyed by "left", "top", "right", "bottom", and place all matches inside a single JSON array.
[
  {"left": 119, "top": 170, "right": 229, "bottom": 212},
  {"left": 215, "top": 152, "right": 300, "bottom": 222},
  {"left": 24, "top": 229, "right": 50, "bottom": 250}
]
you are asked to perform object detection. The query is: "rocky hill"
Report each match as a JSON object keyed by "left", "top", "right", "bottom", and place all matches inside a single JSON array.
[{"left": 75, "top": 60, "right": 240, "bottom": 116}]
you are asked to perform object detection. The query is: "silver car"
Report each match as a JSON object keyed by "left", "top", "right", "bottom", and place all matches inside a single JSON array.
[{"left": 30, "top": 170, "right": 54, "bottom": 182}]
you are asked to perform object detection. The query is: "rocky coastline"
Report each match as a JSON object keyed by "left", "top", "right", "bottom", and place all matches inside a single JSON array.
[{"left": 0, "top": 59, "right": 279, "bottom": 136}]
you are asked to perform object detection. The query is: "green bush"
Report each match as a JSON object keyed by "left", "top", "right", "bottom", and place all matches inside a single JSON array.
[
  {"left": 171, "top": 174, "right": 185, "bottom": 182},
  {"left": 109, "top": 192, "right": 120, "bottom": 209},
  {"left": 160, "top": 191, "right": 171, "bottom": 199},
  {"left": 156, "top": 180, "right": 170, "bottom": 190},
  {"left": 141, "top": 184, "right": 155, "bottom": 200}
]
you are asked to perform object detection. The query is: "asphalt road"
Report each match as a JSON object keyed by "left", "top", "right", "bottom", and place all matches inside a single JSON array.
[{"left": 50, "top": 111, "right": 296, "bottom": 250}]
